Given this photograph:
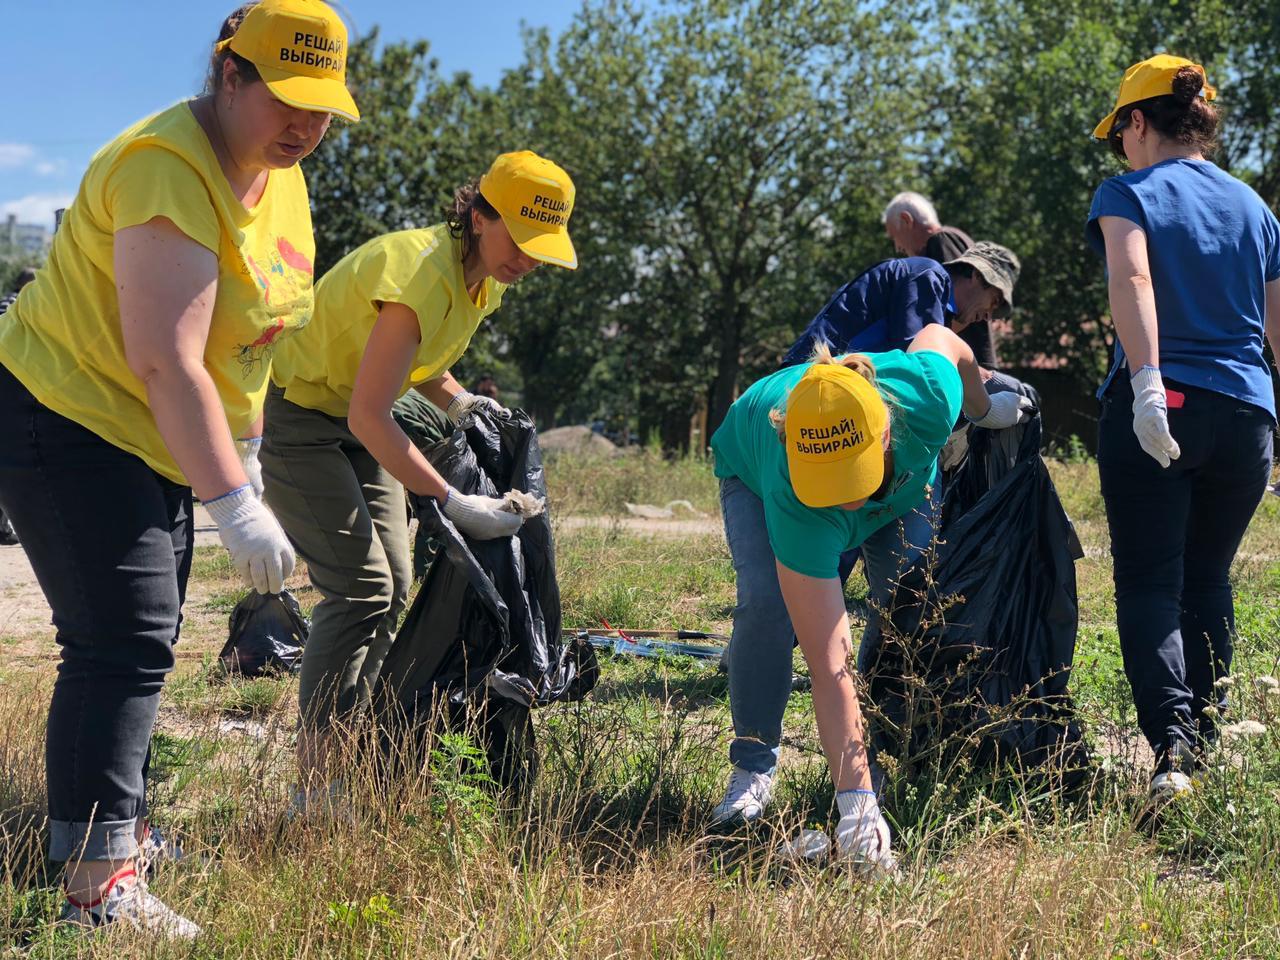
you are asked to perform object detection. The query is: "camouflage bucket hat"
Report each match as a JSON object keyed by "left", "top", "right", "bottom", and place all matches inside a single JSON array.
[{"left": 946, "top": 241, "right": 1021, "bottom": 318}]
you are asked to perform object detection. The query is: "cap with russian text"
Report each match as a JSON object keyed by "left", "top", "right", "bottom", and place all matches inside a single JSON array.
[
  {"left": 479, "top": 151, "right": 577, "bottom": 270},
  {"left": 785, "top": 362, "right": 889, "bottom": 509},
  {"left": 216, "top": 0, "right": 360, "bottom": 122}
]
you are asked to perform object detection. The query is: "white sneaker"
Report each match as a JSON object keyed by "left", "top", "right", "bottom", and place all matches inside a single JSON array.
[
  {"left": 835, "top": 796, "right": 898, "bottom": 878},
  {"left": 1149, "top": 770, "right": 1193, "bottom": 806},
  {"left": 710, "top": 767, "right": 773, "bottom": 826},
  {"left": 59, "top": 866, "right": 201, "bottom": 941}
]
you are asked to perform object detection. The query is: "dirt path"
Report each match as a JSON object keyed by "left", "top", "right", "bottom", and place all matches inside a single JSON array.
[
  {"left": 556, "top": 515, "right": 724, "bottom": 537},
  {"left": 0, "top": 505, "right": 224, "bottom": 644}
]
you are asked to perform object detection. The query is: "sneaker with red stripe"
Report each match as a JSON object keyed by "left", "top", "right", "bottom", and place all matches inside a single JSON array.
[{"left": 59, "top": 865, "right": 201, "bottom": 941}]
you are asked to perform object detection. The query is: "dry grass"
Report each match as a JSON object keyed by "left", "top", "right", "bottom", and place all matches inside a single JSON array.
[{"left": 2, "top": 453, "right": 1279, "bottom": 958}]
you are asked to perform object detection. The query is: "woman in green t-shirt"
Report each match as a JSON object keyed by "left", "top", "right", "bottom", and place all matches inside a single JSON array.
[
  {"left": 261, "top": 151, "right": 577, "bottom": 811},
  {"left": 707, "top": 324, "right": 1030, "bottom": 871}
]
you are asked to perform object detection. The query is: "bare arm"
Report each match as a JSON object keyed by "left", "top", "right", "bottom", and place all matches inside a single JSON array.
[
  {"left": 114, "top": 217, "right": 248, "bottom": 501},
  {"left": 1098, "top": 215, "right": 1159, "bottom": 371},
  {"left": 346, "top": 301, "right": 451, "bottom": 500},
  {"left": 907, "top": 323, "right": 992, "bottom": 421},
  {"left": 775, "top": 562, "right": 873, "bottom": 792}
]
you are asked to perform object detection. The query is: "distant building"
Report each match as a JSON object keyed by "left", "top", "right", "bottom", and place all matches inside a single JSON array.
[{"left": 4, "top": 214, "right": 50, "bottom": 256}]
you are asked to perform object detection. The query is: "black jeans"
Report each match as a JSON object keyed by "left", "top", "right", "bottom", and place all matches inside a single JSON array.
[
  {"left": 1098, "top": 376, "right": 1273, "bottom": 759},
  {"left": 0, "top": 364, "right": 192, "bottom": 861}
]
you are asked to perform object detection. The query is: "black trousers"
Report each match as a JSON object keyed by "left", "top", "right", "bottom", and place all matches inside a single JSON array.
[
  {"left": 1098, "top": 376, "right": 1273, "bottom": 758},
  {"left": 0, "top": 364, "right": 192, "bottom": 861}
]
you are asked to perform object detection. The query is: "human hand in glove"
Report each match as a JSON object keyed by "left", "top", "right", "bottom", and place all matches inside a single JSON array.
[
  {"left": 446, "top": 391, "right": 510, "bottom": 426},
  {"left": 967, "top": 390, "right": 1034, "bottom": 430},
  {"left": 834, "top": 790, "right": 897, "bottom": 877},
  {"left": 442, "top": 487, "right": 525, "bottom": 539},
  {"left": 235, "top": 437, "right": 264, "bottom": 498},
  {"left": 1130, "top": 366, "right": 1181, "bottom": 468},
  {"left": 205, "top": 485, "right": 295, "bottom": 594}
]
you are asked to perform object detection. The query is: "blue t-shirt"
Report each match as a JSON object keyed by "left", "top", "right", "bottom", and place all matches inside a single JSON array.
[
  {"left": 711, "top": 350, "right": 963, "bottom": 578},
  {"left": 1086, "top": 158, "right": 1280, "bottom": 419},
  {"left": 781, "top": 258, "right": 953, "bottom": 367}
]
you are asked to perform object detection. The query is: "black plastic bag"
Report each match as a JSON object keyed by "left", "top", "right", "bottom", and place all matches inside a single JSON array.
[
  {"left": 218, "top": 589, "right": 309, "bottom": 677},
  {"left": 864, "top": 415, "right": 1086, "bottom": 773},
  {"left": 375, "top": 408, "right": 598, "bottom": 791}
]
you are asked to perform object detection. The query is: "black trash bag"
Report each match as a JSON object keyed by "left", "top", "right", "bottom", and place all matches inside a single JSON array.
[
  {"left": 375, "top": 408, "right": 598, "bottom": 792},
  {"left": 218, "top": 589, "right": 309, "bottom": 677},
  {"left": 864, "top": 414, "right": 1087, "bottom": 774}
]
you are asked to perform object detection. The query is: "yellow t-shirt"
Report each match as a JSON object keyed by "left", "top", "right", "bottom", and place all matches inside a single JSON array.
[
  {"left": 0, "top": 102, "right": 315, "bottom": 484},
  {"left": 270, "top": 224, "right": 505, "bottom": 417}
]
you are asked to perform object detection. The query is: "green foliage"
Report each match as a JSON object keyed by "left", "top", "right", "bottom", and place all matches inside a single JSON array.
[{"left": 309, "top": 0, "right": 1280, "bottom": 447}]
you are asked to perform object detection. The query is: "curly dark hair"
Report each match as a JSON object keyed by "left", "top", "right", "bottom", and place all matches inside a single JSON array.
[
  {"left": 445, "top": 178, "right": 502, "bottom": 261},
  {"left": 206, "top": 3, "right": 262, "bottom": 94},
  {"left": 1108, "top": 66, "right": 1219, "bottom": 160}
]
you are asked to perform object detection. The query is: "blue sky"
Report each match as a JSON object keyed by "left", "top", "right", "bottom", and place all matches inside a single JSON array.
[{"left": 2, "top": 1, "right": 582, "bottom": 231}]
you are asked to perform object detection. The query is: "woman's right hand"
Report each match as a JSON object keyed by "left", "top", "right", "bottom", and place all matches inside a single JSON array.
[
  {"left": 442, "top": 487, "right": 524, "bottom": 539},
  {"left": 205, "top": 486, "right": 296, "bottom": 594}
]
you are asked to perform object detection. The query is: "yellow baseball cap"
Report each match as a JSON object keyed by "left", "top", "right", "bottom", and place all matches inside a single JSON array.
[
  {"left": 479, "top": 151, "right": 577, "bottom": 270},
  {"left": 785, "top": 364, "right": 889, "bottom": 509},
  {"left": 1092, "top": 54, "right": 1214, "bottom": 140},
  {"left": 216, "top": 0, "right": 360, "bottom": 123}
]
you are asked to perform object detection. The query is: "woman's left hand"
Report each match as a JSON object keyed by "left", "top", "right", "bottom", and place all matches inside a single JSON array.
[{"left": 446, "top": 391, "right": 510, "bottom": 425}]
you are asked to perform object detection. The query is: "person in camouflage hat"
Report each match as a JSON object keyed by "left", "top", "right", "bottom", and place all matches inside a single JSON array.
[{"left": 944, "top": 241, "right": 1021, "bottom": 327}]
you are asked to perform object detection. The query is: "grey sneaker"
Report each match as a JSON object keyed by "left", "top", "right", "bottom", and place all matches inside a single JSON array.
[
  {"left": 139, "top": 822, "right": 183, "bottom": 876},
  {"left": 285, "top": 780, "right": 351, "bottom": 824},
  {"left": 710, "top": 767, "right": 773, "bottom": 827},
  {"left": 60, "top": 866, "right": 201, "bottom": 941}
]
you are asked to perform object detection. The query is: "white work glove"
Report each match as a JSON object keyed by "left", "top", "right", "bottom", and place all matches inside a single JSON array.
[
  {"left": 939, "top": 425, "right": 970, "bottom": 472},
  {"left": 1130, "top": 366, "right": 1181, "bottom": 469},
  {"left": 441, "top": 487, "right": 525, "bottom": 540},
  {"left": 235, "top": 437, "right": 264, "bottom": 498},
  {"left": 834, "top": 790, "right": 897, "bottom": 877},
  {"left": 968, "top": 390, "right": 1034, "bottom": 430},
  {"left": 205, "top": 485, "right": 295, "bottom": 594},
  {"left": 446, "top": 391, "right": 509, "bottom": 426}
]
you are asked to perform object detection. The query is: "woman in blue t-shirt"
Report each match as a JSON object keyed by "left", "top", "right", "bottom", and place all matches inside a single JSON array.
[
  {"left": 707, "top": 323, "right": 1030, "bottom": 872},
  {"left": 1088, "top": 55, "right": 1280, "bottom": 807}
]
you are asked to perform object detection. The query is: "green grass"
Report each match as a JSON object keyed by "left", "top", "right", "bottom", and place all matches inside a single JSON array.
[
  {"left": 544, "top": 446, "right": 721, "bottom": 516},
  {"left": 1, "top": 452, "right": 1279, "bottom": 957}
]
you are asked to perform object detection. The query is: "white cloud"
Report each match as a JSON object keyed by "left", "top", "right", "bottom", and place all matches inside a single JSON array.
[
  {"left": 0, "top": 143, "right": 66, "bottom": 177},
  {"left": 0, "top": 143, "right": 38, "bottom": 169},
  {"left": 1, "top": 193, "right": 75, "bottom": 229}
]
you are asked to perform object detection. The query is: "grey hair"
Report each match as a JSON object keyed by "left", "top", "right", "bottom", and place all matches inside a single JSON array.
[{"left": 881, "top": 191, "right": 940, "bottom": 228}]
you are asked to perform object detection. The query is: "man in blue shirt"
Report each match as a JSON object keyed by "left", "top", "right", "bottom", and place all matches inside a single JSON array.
[
  {"left": 777, "top": 242, "right": 1031, "bottom": 597},
  {"left": 782, "top": 243, "right": 1021, "bottom": 368}
]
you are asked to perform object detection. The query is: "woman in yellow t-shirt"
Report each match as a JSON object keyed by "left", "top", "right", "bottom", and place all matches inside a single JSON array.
[
  {"left": 0, "top": 1, "right": 358, "bottom": 938},
  {"left": 262, "top": 151, "right": 577, "bottom": 809}
]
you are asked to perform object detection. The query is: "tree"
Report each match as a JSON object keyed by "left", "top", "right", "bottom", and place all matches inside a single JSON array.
[{"left": 498, "top": 0, "right": 926, "bottom": 443}]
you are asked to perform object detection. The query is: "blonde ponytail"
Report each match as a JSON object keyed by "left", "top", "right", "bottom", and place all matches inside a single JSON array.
[{"left": 770, "top": 345, "right": 893, "bottom": 441}]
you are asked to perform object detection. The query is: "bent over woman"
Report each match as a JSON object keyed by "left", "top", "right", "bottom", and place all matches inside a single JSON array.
[
  {"left": 708, "top": 324, "right": 1030, "bottom": 869},
  {"left": 263, "top": 152, "right": 578, "bottom": 810}
]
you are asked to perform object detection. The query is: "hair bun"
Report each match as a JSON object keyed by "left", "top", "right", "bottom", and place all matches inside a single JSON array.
[{"left": 1171, "top": 66, "right": 1203, "bottom": 105}]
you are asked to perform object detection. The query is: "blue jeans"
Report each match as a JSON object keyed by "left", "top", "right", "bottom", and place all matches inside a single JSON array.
[{"left": 721, "top": 475, "right": 941, "bottom": 775}]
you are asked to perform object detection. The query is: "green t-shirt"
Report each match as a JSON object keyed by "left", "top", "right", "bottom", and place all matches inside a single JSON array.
[{"left": 711, "top": 350, "right": 963, "bottom": 578}]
